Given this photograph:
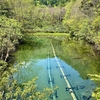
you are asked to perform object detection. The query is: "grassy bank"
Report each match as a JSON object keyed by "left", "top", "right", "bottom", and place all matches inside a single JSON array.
[{"left": 26, "top": 33, "right": 69, "bottom": 36}]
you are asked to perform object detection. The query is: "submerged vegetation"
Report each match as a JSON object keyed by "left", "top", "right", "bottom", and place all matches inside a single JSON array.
[{"left": 0, "top": 0, "right": 100, "bottom": 99}]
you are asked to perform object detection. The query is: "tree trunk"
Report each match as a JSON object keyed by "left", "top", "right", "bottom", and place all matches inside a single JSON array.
[{"left": 4, "top": 48, "right": 9, "bottom": 62}]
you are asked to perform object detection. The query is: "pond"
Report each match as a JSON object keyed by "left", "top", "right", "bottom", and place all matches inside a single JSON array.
[{"left": 14, "top": 36, "right": 99, "bottom": 100}]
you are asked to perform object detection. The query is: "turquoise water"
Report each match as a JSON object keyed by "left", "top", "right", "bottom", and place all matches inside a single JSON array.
[
  {"left": 15, "top": 57, "right": 95, "bottom": 100},
  {"left": 14, "top": 37, "right": 97, "bottom": 100}
]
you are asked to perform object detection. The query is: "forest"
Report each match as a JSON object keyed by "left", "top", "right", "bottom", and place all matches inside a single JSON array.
[{"left": 0, "top": 0, "right": 100, "bottom": 99}]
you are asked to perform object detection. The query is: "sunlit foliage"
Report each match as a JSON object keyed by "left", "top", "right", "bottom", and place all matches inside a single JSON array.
[
  {"left": 0, "top": 16, "right": 22, "bottom": 61},
  {"left": 88, "top": 74, "right": 100, "bottom": 100},
  {"left": 0, "top": 66, "right": 52, "bottom": 100},
  {"left": 0, "top": 0, "right": 100, "bottom": 99}
]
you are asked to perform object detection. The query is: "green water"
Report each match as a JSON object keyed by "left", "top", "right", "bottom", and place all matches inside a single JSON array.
[
  {"left": 53, "top": 39, "right": 100, "bottom": 79},
  {"left": 14, "top": 36, "right": 99, "bottom": 100}
]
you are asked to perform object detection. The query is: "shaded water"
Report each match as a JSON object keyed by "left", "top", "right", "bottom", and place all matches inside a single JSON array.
[{"left": 14, "top": 37, "right": 98, "bottom": 100}]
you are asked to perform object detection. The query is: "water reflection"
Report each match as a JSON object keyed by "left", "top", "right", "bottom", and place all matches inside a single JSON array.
[
  {"left": 14, "top": 37, "right": 99, "bottom": 99},
  {"left": 15, "top": 58, "right": 95, "bottom": 100},
  {"left": 52, "top": 39, "right": 100, "bottom": 79}
]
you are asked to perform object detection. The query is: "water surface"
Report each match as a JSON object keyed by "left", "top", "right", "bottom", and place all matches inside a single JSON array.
[{"left": 14, "top": 37, "right": 98, "bottom": 100}]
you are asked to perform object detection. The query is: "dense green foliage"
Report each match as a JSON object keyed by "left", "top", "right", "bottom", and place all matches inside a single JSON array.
[
  {"left": 0, "top": 16, "right": 22, "bottom": 62},
  {"left": 0, "top": 0, "right": 13, "bottom": 17},
  {"left": 88, "top": 74, "right": 100, "bottom": 100},
  {"left": 0, "top": 66, "right": 52, "bottom": 100},
  {"left": 0, "top": 0, "right": 100, "bottom": 99},
  {"left": 33, "top": 0, "right": 75, "bottom": 7}
]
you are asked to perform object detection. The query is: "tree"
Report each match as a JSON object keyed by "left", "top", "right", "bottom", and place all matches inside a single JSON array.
[
  {"left": 0, "top": 16, "right": 22, "bottom": 62},
  {"left": 0, "top": 65, "right": 52, "bottom": 100},
  {"left": 0, "top": 0, "right": 13, "bottom": 17},
  {"left": 80, "top": 0, "right": 100, "bottom": 17},
  {"left": 32, "top": 0, "right": 71, "bottom": 7}
]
